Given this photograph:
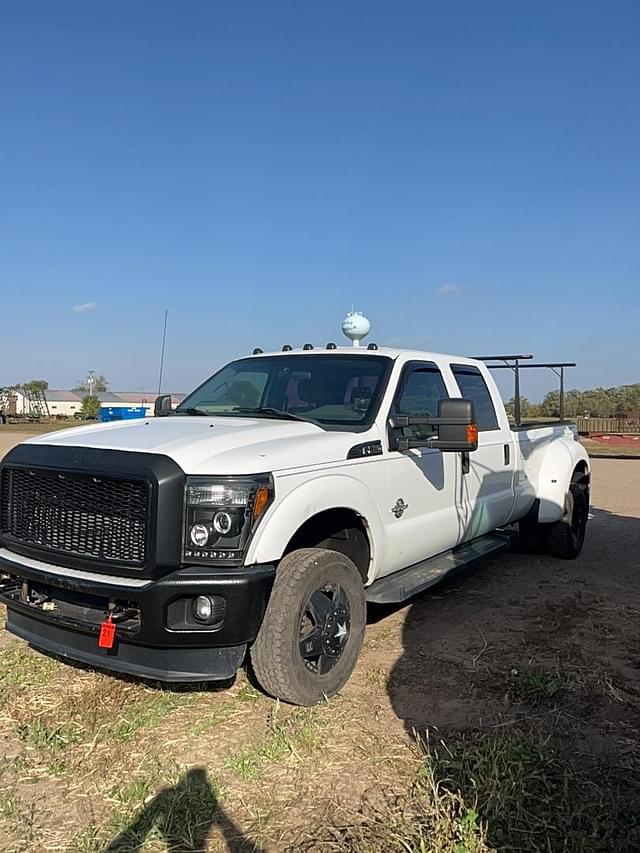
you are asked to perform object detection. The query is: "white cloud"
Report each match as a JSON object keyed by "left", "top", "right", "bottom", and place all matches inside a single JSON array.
[
  {"left": 436, "top": 282, "right": 464, "bottom": 295},
  {"left": 73, "top": 302, "right": 98, "bottom": 313}
]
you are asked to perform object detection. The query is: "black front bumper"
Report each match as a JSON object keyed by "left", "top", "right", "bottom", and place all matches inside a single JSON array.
[{"left": 0, "top": 550, "right": 275, "bottom": 682}]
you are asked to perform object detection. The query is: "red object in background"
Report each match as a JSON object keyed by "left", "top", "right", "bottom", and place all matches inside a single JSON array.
[
  {"left": 591, "top": 433, "right": 640, "bottom": 447},
  {"left": 98, "top": 615, "right": 116, "bottom": 649}
]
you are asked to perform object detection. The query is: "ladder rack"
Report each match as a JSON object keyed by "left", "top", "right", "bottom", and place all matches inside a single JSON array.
[{"left": 472, "top": 354, "right": 577, "bottom": 426}]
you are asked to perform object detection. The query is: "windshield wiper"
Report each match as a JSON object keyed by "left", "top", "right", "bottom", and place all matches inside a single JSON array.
[
  {"left": 233, "top": 407, "right": 311, "bottom": 423},
  {"left": 175, "top": 407, "right": 210, "bottom": 416}
]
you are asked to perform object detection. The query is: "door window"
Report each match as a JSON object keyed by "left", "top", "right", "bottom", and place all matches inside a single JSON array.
[
  {"left": 392, "top": 363, "right": 449, "bottom": 440},
  {"left": 451, "top": 365, "right": 499, "bottom": 431}
]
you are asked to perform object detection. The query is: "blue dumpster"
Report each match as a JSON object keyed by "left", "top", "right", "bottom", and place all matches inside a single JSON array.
[{"left": 99, "top": 406, "right": 147, "bottom": 423}]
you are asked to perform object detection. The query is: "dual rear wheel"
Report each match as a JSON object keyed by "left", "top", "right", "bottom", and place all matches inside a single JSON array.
[{"left": 518, "top": 479, "right": 589, "bottom": 559}]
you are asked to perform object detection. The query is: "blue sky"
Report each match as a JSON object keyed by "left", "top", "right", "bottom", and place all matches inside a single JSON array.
[{"left": 1, "top": 1, "right": 638, "bottom": 402}]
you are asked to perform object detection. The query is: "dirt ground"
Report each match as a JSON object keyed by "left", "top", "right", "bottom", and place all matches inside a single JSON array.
[{"left": 1, "top": 430, "right": 640, "bottom": 851}]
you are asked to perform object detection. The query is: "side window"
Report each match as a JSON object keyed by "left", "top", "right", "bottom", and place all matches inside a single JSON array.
[
  {"left": 393, "top": 363, "right": 449, "bottom": 439},
  {"left": 451, "top": 365, "right": 499, "bottom": 431}
]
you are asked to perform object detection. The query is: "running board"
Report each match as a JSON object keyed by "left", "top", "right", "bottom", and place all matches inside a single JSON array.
[{"left": 366, "top": 533, "right": 511, "bottom": 605}]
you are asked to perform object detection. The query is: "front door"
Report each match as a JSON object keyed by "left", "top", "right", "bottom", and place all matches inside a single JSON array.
[
  {"left": 449, "top": 364, "right": 515, "bottom": 539},
  {"left": 383, "top": 361, "right": 462, "bottom": 575}
]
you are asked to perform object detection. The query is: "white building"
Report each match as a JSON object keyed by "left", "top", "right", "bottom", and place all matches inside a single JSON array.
[{"left": 0, "top": 389, "right": 184, "bottom": 418}]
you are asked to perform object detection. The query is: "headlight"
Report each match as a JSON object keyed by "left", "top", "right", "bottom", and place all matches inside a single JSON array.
[{"left": 183, "top": 475, "right": 273, "bottom": 565}]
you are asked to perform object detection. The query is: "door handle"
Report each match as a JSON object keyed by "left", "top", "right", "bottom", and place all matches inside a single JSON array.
[{"left": 504, "top": 444, "right": 510, "bottom": 465}]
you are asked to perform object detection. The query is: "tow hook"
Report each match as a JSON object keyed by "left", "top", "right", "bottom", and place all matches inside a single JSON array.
[{"left": 108, "top": 604, "right": 139, "bottom": 624}]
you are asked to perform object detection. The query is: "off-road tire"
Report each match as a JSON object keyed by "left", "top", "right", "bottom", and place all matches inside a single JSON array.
[
  {"left": 546, "top": 483, "right": 588, "bottom": 559},
  {"left": 250, "top": 548, "right": 366, "bottom": 706}
]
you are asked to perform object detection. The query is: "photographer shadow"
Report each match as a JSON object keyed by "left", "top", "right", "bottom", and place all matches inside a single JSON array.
[{"left": 105, "top": 767, "right": 262, "bottom": 853}]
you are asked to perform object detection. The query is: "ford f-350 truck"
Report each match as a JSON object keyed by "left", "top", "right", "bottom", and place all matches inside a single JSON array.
[{"left": 0, "top": 346, "right": 589, "bottom": 705}]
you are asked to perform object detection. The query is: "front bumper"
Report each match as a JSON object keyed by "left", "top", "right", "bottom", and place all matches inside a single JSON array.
[{"left": 0, "top": 548, "right": 275, "bottom": 682}]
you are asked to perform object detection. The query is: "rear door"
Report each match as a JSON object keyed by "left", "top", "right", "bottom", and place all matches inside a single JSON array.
[
  {"left": 383, "top": 361, "right": 462, "bottom": 573},
  {"left": 449, "top": 364, "right": 515, "bottom": 539}
]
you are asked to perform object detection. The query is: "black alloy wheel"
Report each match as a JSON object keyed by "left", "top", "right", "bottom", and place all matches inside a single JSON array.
[{"left": 299, "top": 583, "right": 351, "bottom": 675}]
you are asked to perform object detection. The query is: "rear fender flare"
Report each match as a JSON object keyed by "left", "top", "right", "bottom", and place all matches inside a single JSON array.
[{"left": 536, "top": 441, "right": 590, "bottom": 523}]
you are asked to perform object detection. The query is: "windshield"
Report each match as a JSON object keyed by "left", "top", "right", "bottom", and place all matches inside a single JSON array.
[{"left": 177, "top": 354, "right": 391, "bottom": 427}]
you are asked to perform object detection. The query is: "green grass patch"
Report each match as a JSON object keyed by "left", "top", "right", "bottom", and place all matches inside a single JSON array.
[
  {"left": 111, "top": 689, "right": 191, "bottom": 742},
  {"left": 0, "top": 783, "right": 39, "bottom": 853},
  {"left": 16, "top": 717, "right": 83, "bottom": 753},
  {"left": 226, "top": 705, "right": 323, "bottom": 781},
  {"left": 429, "top": 728, "right": 640, "bottom": 852},
  {"left": 510, "top": 667, "right": 565, "bottom": 704},
  {"left": 0, "top": 645, "right": 57, "bottom": 708}
]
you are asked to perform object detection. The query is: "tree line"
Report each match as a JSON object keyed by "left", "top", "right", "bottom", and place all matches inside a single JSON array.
[
  {"left": 17, "top": 374, "right": 110, "bottom": 393},
  {"left": 505, "top": 383, "right": 640, "bottom": 420}
]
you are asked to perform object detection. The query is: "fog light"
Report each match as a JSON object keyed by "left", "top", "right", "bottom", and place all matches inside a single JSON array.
[
  {"left": 213, "top": 511, "right": 232, "bottom": 535},
  {"left": 190, "top": 523, "right": 209, "bottom": 547},
  {"left": 191, "top": 594, "right": 226, "bottom": 626},
  {"left": 193, "top": 595, "right": 214, "bottom": 623}
]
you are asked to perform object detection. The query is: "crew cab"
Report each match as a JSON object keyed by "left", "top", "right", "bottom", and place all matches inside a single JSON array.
[{"left": 0, "top": 346, "right": 590, "bottom": 705}]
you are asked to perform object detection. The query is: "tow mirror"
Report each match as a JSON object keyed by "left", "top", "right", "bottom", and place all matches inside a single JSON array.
[
  {"left": 389, "top": 398, "right": 478, "bottom": 452},
  {"left": 154, "top": 394, "right": 173, "bottom": 417}
]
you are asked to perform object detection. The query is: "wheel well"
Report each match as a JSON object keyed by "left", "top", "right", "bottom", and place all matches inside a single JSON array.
[
  {"left": 572, "top": 461, "right": 590, "bottom": 503},
  {"left": 283, "top": 508, "right": 371, "bottom": 582}
]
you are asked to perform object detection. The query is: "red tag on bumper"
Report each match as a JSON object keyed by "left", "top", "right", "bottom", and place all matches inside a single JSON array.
[{"left": 98, "top": 615, "right": 116, "bottom": 649}]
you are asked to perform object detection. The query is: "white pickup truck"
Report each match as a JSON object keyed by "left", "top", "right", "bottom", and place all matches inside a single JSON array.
[{"left": 0, "top": 345, "right": 590, "bottom": 705}]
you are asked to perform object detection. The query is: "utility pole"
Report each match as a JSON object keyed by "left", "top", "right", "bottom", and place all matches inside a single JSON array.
[{"left": 88, "top": 370, "right": 95, "bottom": 397}]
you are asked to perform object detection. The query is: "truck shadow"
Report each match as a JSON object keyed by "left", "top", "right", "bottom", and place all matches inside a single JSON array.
[
  {"left": 384, "top": 505, "right": 640, "bottom": 732},
  {"left": 381, "top": 505, "right": 640, "bottom": 848},
  {"left": 104, "top": 767, "right": 262, "bottom": 853}
]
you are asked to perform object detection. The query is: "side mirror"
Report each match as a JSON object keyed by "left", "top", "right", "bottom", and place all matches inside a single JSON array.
[
  {"left": 389, "top": 398, "right": 478, "bottom": 452},
  {"left": 154, "top": 394, "right": 173, "bottom": 417},
  {"left": 429, "top": 399, "right": 478, "bottom": 451}
]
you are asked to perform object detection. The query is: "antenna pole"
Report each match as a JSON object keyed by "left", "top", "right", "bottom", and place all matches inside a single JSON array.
[{"left": 158, "top": 309, "right": 168, "bottom": 394}]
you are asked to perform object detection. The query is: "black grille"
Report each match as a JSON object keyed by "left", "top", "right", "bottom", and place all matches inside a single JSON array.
[{"left": 0, "top": 466, "right": 150, "bottom": 566}]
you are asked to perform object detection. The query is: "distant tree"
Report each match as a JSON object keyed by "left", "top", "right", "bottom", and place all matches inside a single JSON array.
[
  {"left": 74, "top": 374, "right": 109, "bottom": 393},
  {"left": 80, "top": 395, "right": 100, "bottom": 418},
  {"left": 504, "top": 397, "right": 544, "bottom": 420},
  {"left": 505, "top": 396, "right": 531, "bottom": 419},
  {"left": 535, "top": 382, "right": 640, "bottom": 418},
  {"left": 540, "top": 390, "right": 561, "bottom": 417},
  {"left": 22, "top": 379, "right": 49, "bottom": 393}
]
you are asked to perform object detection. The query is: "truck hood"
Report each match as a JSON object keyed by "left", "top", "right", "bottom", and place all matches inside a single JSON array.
[{"left": 23, "top": 416, "right": 371, "bottom": 475}]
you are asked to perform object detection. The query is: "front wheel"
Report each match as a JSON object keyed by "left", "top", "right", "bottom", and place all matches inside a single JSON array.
[{"left": 250, "top": 548, "right": 366, "bottom": 706}]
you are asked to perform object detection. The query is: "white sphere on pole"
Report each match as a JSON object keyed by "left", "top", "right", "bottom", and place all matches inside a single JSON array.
[{"left": 341, "top": 311, "right": 371, "bottom": 347}]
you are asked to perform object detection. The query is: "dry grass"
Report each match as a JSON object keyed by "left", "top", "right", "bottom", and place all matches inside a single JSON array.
[
  {"left": 2, "top": 631, "right": 640, "bottom": 852},
  {"left": 0, "top": 421, "right": 89, "bottom": 433}
]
